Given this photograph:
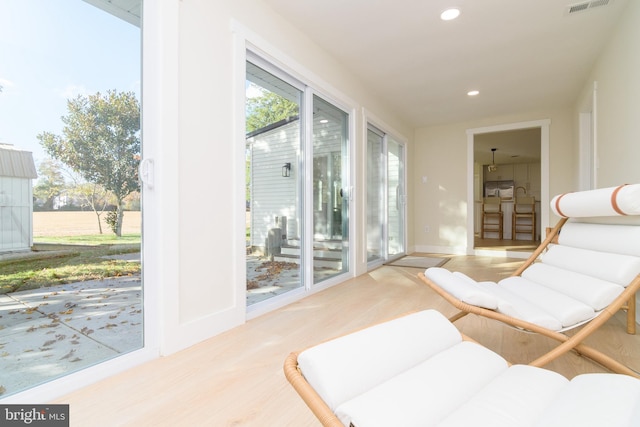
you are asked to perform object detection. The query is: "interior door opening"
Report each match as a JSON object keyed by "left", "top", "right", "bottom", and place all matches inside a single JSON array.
[{"left": 468, "top": 120, "right": 550, "bottom": 257}]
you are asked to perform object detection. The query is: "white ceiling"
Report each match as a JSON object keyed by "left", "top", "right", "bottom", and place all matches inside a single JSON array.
[
  {"left": 85, "top": 0, "right": 629, "bottom": 165},
  {"left": 260, "top": 0, "right": 629, "bottom": 129}
]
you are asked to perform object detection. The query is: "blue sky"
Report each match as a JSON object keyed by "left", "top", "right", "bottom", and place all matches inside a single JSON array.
[{"left": 0, "top": 0, "right": 140, "bottom": 171}]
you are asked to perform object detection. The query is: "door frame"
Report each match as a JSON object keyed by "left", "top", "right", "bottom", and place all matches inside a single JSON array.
[{"left": 466, "top": 119, "right": 550, "bottom": 258}]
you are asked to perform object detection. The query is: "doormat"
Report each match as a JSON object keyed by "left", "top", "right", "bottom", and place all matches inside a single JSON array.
[{"left": 385, "top": 256, "right": 449, "bottom": 269}]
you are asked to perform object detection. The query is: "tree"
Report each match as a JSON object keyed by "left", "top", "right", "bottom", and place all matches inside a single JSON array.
[
  {"left": 33, "top": 159, "right": 66, "bottom": 210},
  {"left": 69, "top": 180, "right": 114, "bottom": 234},
  {"left": 246, "top": 85, "right": 298, "bottom": 133},
  {"left": 38, "top": 90, "right": 140, "bottom": 236}
]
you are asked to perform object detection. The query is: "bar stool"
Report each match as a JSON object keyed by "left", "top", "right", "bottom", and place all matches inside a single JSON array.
[
  {"left": 481, "top": 197, "right": 503, "bottom": 239},
  {"left": 512, "top": 196, "right": 536, "bottom": 240}
]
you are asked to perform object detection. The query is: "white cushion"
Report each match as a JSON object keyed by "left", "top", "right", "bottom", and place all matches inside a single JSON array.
[
  {"left": 475, "top": 280, "right": 563, "bottom": 330},
  {"left": 522, "top": 263, "right": 624, "bottom": 311},
  {"left": 424, "top": 267, "right": 499, "bottom": 309},
  {"left": 533, "top": 373, "right": 640, "bottom": 427},
  {"left": 558, "top": 222, "right": 640, "bottom": 257},
  {"left": 540, "top": 244, "right": 640, "bottom": 286},
  {"left": 437, "top": 365, "right": 568, "bottom": 427},
  {"left": 550, "top": 183, "right": 640, "bottom": 218},
  {"left": 297, "top": 310, "right": 461, "bottom": 411},
  {"left": 334, "top": 341, "right": 508, "bottom": 427},
  {"left": 499, "top": 276, "right": 594, "bottom": 328}
]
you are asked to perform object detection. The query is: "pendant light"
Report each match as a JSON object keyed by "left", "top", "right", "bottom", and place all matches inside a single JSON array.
[{"left": 487, "top": 148, "right": 498, "bottom": 172}]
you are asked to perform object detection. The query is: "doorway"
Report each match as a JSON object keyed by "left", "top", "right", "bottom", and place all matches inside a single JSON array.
[{"left": 467, "top": 120, "right": 550, "bottom": 257}]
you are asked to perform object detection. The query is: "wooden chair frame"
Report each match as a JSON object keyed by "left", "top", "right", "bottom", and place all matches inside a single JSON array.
[
  {"left": 284, "top": 351, "right": 344, "bottom": 427},
  {"left": 419, "top": 217, "right": 640, "bottom": 378}
]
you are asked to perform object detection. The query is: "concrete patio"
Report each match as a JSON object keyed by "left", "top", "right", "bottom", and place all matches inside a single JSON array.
[{"left": 0, "top": 275, "right": 142, "bottom": 397}]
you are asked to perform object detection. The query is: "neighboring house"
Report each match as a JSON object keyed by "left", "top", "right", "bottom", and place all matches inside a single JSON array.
[
  {"left": 247, "top": 114, "right": 346, "bottom": 253},
  {"left": 246, "top": 117, "right": 299, "bottom": 252},
  {"left": 0, "top": 144, "right": 38, "bottom": 253}
]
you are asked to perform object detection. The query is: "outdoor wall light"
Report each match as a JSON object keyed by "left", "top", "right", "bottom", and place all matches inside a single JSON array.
[{"left": 282, "top": 162, "right": 291, "bottom": 177}]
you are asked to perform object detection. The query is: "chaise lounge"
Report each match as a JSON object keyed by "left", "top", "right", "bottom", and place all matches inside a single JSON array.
[
  {"left": 419, "top": 183, "right": 640, "bottom": 377},
  {"left": 284, "top": 309, "right": 640, "bottom": 426}
]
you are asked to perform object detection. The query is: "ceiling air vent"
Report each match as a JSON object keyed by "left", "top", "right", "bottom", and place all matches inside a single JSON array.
[{"left": 567, "top": 0, "right": 612, "bottom": 15}]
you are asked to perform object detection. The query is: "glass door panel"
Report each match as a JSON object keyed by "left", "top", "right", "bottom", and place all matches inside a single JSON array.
[
  {"left": 0, "top": 0, "right": 142, "bottom": 397},
  {"left": 366, "top": 124, "right": 406, "bottom": 266},
  {"left": 312, "top": 95, "right": 349, "bottom": 283},
  {"left": 245, "top": 61, "right": 303, "bottom": 305},
  {"left": 387, "top": 138, "right": 405, "bottom": 257},
  {"left": 366, "top": 127, "right": 384, "bottom": 263}
]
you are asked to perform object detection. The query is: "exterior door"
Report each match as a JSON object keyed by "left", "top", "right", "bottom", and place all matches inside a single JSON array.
[
  {"left": 245, "top": 59, "right": 352, "bottom": 304},
  {"left": 312, "top": 95, "right": 349, "bottom": 283},
  {"left": 387, "top": 137, "right": 406, "bottom": 257},
  {"left": 366, "top": 124, "right": 406, "bottom": 266},
  {"left": 0, "top": 0, "right": 143, "bottom": 397},
  {"left": 366, "top": 127, "right": 384, "bottom": 263},
  {"left": 245, "top": 60, "right": 303, "bottom": 306}
]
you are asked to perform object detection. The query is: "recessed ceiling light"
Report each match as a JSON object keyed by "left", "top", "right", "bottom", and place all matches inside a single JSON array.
[
  {"left": 467, "top": 90, "right": 479, "bottom": 96},
  {"left": 440, "top": 8, "right": 461, "bottom": 21}
]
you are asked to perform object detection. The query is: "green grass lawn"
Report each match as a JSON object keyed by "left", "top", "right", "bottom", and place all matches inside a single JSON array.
[{"left": 0, "top": 234, "right": 141, "bottom": 294}]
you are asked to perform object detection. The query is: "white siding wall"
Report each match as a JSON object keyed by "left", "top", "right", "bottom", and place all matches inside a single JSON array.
[
  {"left": 0, "top": 177, "right": 33, "bottom": 252},
  {"left": 249, "top": 121, "right": 300, "bottom": 249},
  {"left": 249, "top": 117, "right": 346, "bottom": 249}
]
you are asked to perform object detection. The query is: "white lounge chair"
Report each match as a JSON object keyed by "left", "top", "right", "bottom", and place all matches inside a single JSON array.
[
  {"left": 419, "top": 183, "right": 640, "bottom": 377},
  {"left": 284, "top": 309, "right": 640, "bottom": 427}
]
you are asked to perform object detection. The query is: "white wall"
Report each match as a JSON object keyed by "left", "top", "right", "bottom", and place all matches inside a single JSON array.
[
  {"left": 573, "top": 0, "right": 640, "bottom": 322},
  {"left": 412, "top": 108, "right": 574, "bottom": 254},
  {"left": 575, "top": 0, "right": 640, "bottom": 188},
  {"left": 156, "top": 0, "right": 413, "bottom": 354}
]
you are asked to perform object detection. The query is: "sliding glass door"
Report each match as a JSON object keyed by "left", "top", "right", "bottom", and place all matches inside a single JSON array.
[
  {"left": 312, "top": 95, "right": 349, "bottom": 283},
  {"left": 0, "top": 0, "right": 142, "bottom": 397},
  {"left": 366, "top": 127, "right": 384, "bottom": 263},
  {"left": 245, "top": 57, "right": 351, "bottom": 307},
  {"left": 387, "top": 137, "right": 405, "bottom": 257},
  {"left": 366, "top": 124, "right": 406, "bottom": 266},
  {"left": 245, "top": 61, "right": 303, "bottom": 306}
]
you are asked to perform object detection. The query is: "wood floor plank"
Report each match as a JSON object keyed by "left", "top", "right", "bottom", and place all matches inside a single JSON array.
[{"left": 53, "top": 255, "right": 640, "bottom": 426}]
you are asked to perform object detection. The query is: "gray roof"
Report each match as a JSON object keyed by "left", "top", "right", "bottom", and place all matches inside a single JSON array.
[{"left": 0, "top": 144, "right": 38, "bottom": 179}]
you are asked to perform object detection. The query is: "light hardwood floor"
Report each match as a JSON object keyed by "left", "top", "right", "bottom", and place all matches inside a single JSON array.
[{"left": 54, "top": 254, "right": 640, "bottom": 426}]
